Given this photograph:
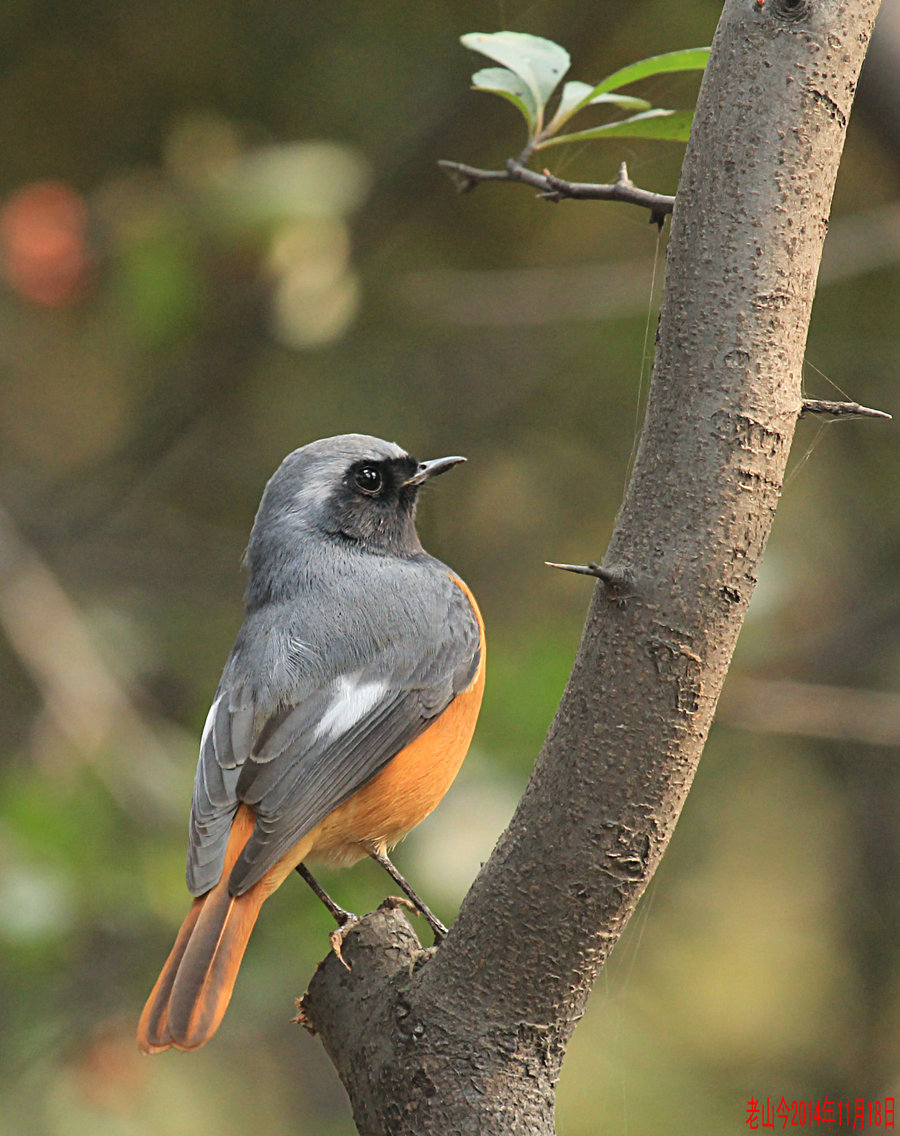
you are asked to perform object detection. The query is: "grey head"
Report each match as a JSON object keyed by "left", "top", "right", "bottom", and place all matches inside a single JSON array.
[{"left": 244, "top": 433, "right": 465, "bottom": 609}]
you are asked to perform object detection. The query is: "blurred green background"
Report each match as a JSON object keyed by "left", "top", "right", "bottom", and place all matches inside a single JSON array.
[{"left": 0, "top": 2, "right": 898, "bottom": 1133}]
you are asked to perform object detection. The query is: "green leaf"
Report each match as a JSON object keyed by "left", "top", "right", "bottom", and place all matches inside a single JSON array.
[
  {"left": 553, "top": 81, "right": 651, "bottom": 123},
  {"left": 472, "top": 66, "right": 539, "bottom": 129},
  {"left": 589, "top": 47, "right": 711, "bottom": 97},
  {"left": 541, "top": 108, "right": 695, "bottom": 147},
  {"left": 586, "top": 93, "right": 653, "bottom": 111},
  {"left": 553, "top": 81, "right": 594, "bottom": 122},
  {"left": 461, "top": 32, "right": 570, "bottom": 116}
]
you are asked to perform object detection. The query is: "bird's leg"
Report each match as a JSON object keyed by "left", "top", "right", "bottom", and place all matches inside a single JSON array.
[
  {"left": 295, "top": 863, "right": 358, "bottom": 969},
  {"left": 368, "top": 846, "right": 448, "bottom": 942},
  {"left": 295, "top": 862, "right": 357, "bottom": 925}
]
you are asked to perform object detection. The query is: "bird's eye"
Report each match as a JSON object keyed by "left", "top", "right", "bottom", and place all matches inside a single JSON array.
[{"left": 354, "top": 465, "right": 383, "bottom": 495}]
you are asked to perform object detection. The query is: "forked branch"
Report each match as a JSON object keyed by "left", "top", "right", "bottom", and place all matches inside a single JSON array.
[{"left": 439, "top": 157, "right": 674, "bottom": 225}]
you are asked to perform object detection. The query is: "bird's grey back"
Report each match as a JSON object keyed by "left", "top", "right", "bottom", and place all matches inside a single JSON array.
[{"left": 226, "top": 542, "right": 471, "bottom": 716}]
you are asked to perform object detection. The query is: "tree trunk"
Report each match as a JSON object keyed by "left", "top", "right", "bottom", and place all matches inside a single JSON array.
[{"left": 300, "top": 2, "right": 884, "bottom": 1131}]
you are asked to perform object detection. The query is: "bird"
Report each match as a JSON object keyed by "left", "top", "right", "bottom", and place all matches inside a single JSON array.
[{"left": 137, "top": 434, "right": 485, "bottom": 1054}]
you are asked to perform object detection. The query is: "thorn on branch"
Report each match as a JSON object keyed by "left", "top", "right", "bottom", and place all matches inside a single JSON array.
[
  {"left": 437, "top": 158, "right": 675, "bottom": 222},
  {"left": 800, "top": 399, "right": 891, "bottom": 420},
  {"left": 546, "top": 561, "right": 635, "bottom": 601}
]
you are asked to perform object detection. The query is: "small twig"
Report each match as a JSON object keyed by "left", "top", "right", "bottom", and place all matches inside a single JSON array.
[
  {"left": 546, "top": 561, "right": 635, "bottom": 600},
  {"left": 800, "top": 399, "right": 891, "bottom": 420},
  {"left": 438, "top": 158, "right": 674, "bottom": 225},
  {"left": 546, "top": 561, "right": 605, "bottom": 578}
]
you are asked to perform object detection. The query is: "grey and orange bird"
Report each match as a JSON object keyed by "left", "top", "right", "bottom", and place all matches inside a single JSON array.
[{"left": 138, "top": 434, "right": 485, "bottom": 1054}]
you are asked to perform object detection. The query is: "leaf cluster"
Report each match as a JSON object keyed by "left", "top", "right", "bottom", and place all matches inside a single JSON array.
[{"left": 462, "top": 32, "right": 709, "bottom": 150}]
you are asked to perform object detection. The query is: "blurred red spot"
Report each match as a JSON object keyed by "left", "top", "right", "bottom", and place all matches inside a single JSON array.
[
  {"left": 1, "top": 181, "right": 93, "bottom": 307},
  {"left": 71, "top": 1021, "right": 149, "bottom": 1112}
]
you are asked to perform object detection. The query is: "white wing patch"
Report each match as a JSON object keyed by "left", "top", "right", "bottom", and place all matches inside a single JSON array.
[
  {"left": 200, "top": 694, "right": 222, "bottom": 754},
  {"left": 314, "top": 675, "right": 387, "bottom": 741}
]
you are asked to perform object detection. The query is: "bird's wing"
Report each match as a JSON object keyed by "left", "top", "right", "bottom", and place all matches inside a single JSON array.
[{"left": 186, "top": 576, "right": 480, "bottom": 896}]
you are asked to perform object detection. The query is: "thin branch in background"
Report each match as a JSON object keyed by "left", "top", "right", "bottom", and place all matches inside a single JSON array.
[
  {"left": 718, "top": 677, "right": 900, "bottom": 748},
  {"left": 402, "top": 204, "right": 900, "bottom": 328},
  {"left": 0, "top": 506, "right": 188, "bottom": 816}
]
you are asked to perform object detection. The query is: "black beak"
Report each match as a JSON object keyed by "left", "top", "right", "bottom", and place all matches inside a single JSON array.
[{"left": 403, "top": 455, "right": 467, "bottom": 486}]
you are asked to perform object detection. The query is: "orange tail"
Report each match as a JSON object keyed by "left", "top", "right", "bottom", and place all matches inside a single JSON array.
[{"left": 138, "top": 806, "right": 280, "bottom": 1054}]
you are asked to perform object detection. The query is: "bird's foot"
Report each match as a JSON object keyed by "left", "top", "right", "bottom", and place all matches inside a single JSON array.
[{"left": 329, "top": 913, "right": 361, "bottom": 971}]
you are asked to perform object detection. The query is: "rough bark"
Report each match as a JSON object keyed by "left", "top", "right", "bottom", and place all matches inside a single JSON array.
[{"left": 300, "top": 2, "right": 883, "bottom": 1131}]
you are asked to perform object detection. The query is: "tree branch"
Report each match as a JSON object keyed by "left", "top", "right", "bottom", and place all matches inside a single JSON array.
[
  {"left": 438, "top": 158, "right": 674, "bottom": 225},
  {"left": 303, "top": 3, "right": 885, "bottom": 1131}
]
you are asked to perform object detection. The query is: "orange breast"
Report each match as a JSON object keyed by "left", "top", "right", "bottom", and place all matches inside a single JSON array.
[{"left": 305, "top": 575, "right": 485, "bottom": 867}]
